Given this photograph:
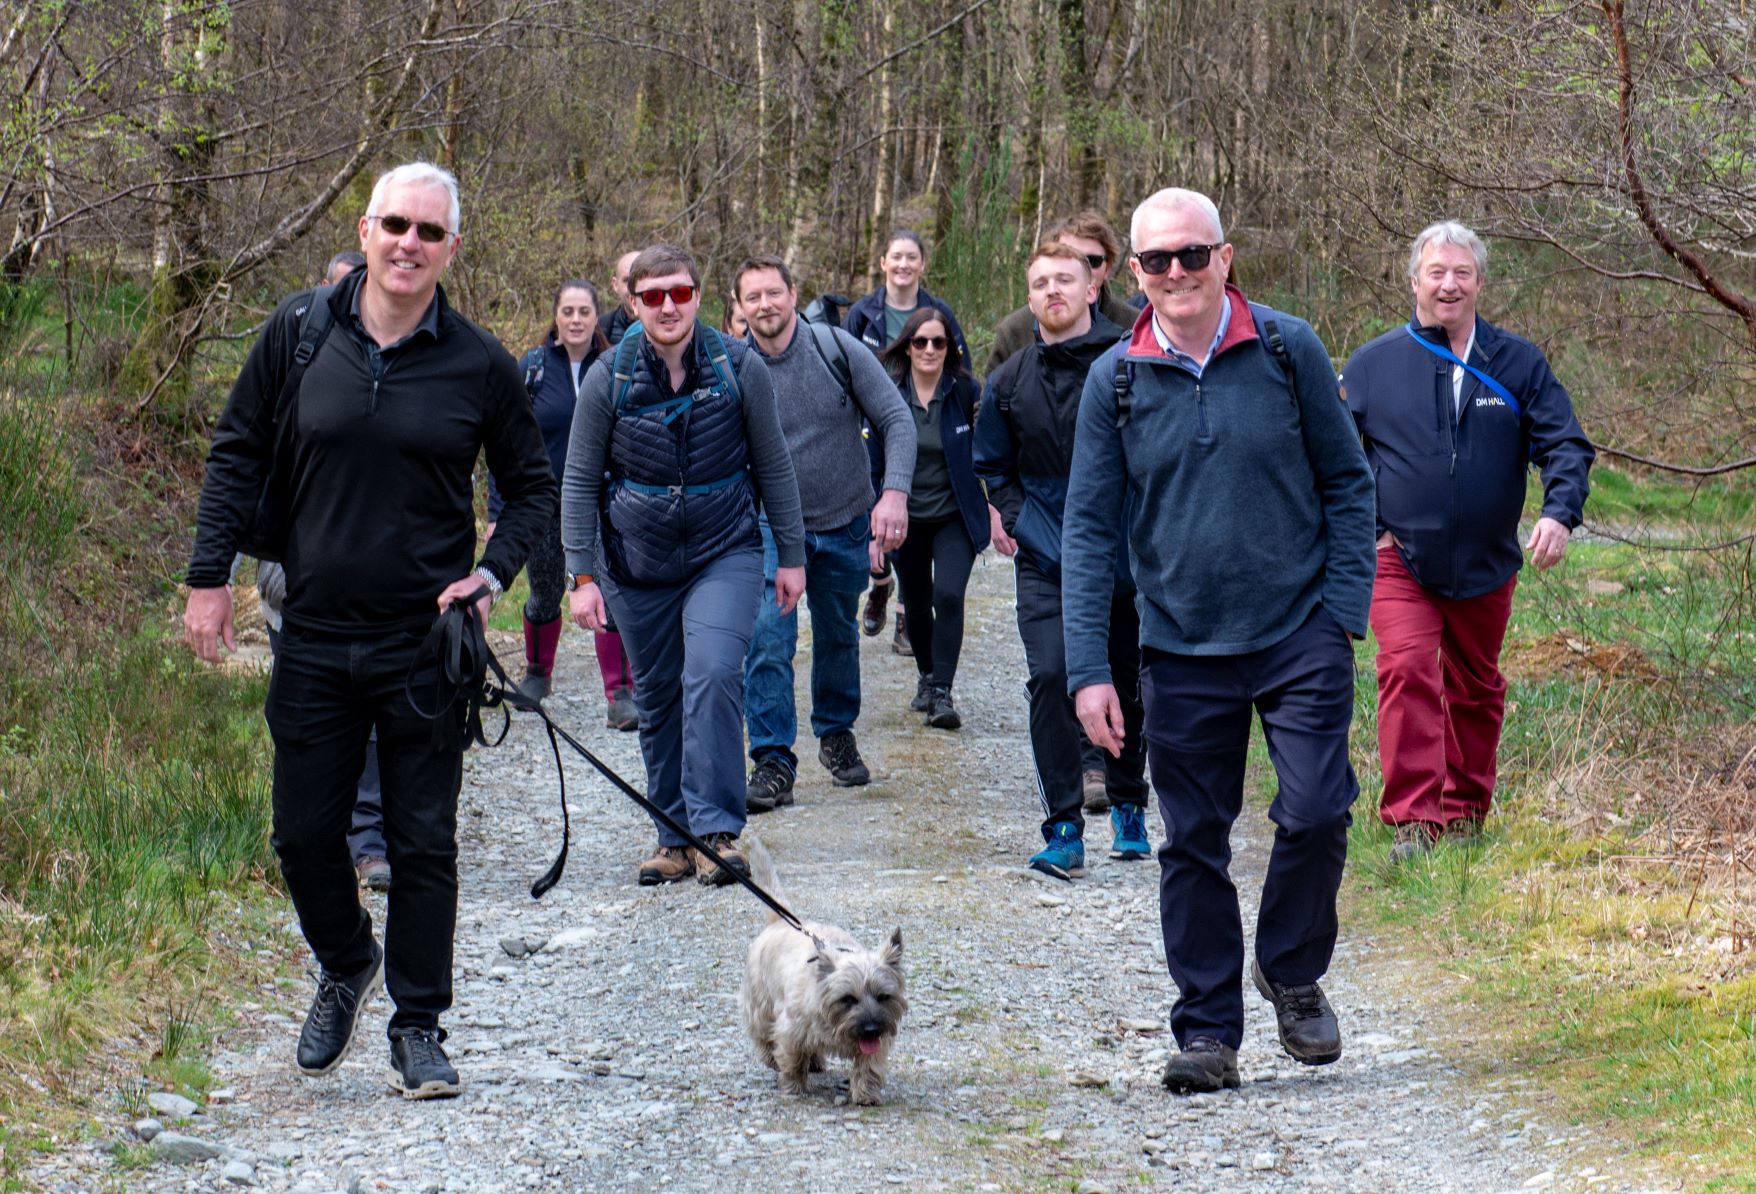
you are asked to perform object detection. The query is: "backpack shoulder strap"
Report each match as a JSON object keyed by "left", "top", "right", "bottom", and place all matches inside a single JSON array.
[
  {"left": 1249, "top": 303, "right": 1300, "bottom": 420},
  {"left": 698, "top": 325, "right": 742, "bottom": 404},
  {"left": 611, "top": 325, "right": 646, "bottom": 415},
  {"left": 804, "top": 320, "right": 853, "bottom": 406},
  {"left": 1112, "top": 352, "right": 1134, "bottom": 429},
  {"left": 274, "top": 283, "right": 338, "bottom": 419}
]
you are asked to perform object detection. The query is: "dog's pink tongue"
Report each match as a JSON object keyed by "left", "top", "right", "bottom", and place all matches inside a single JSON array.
[{"left": 857, "top": 1037, "right": 882, "bottom": 1055}]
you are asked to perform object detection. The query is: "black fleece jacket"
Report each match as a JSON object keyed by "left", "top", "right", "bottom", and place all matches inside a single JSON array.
[{"left": 187, "top": 270, "right": 556, "bottom": 635}]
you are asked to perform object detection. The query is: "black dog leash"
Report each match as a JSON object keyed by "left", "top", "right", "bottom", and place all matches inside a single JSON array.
[{"left": 407, "top": 592, "right": 807, "bottom": 932}]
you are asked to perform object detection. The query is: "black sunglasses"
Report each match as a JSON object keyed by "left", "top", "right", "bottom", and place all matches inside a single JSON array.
[
  {"left": 636, "top": 284, "right": 697, "bottom": 308},
  {"left": 1084, "top": 253, "right": 1107, "bottom": 271},
  {"left": 1134, "top": 244, "right": 1219, "bottom": 275},
  {"left": 368, "top": 213, "right": 452, "bottom": 244},
  {"left": 909, "top": 335, "right": 947, "bottom": 351}
]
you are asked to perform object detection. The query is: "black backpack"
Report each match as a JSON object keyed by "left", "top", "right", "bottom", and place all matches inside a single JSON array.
[{"left": 801, "top": 291, "right": 851, "bottom": 329}]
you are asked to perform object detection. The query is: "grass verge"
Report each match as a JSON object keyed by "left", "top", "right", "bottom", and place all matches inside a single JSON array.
[
  {"left": 0, "top": 384, "right": 281, "bottom": 1187},
  {"left": 1340, "top": 518, "right": 1756, "bottom": 1192}
]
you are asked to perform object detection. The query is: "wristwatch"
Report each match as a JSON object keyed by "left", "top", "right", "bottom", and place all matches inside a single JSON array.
[
  {"left": 473, "top": 566, "right": 504, "bottom": 601},
  {"left": 568, "top": 571, "right": 595, "bottom": 591}
]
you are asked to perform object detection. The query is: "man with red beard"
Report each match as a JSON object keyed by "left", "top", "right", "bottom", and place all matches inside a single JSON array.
[{"left": 974, "top": 242, "right": 1147, "bottom": 881}]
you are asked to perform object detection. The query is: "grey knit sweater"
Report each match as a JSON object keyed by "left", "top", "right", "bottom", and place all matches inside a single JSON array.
[{"left": 754, "top": 320, "right": 915, "bottom": 532}]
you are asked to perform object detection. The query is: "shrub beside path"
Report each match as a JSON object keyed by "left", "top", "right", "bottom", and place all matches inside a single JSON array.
[{"left": 32, "top": 560, "right": 1664, "bottom": 1193}]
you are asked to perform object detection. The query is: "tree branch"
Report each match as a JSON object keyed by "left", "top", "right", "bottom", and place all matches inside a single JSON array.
[
  {"left": 1603, "top": 0, "right": 1756, "bottom": 350},
  {"left": 1592, "top": 444, "right": 1756, "bottom": 477},
  {"left": 848, "top": 0, "right": 1000, "bottom": 85},
  {"left": 223, "top": 0, "right": 450, "bottom": 280}
]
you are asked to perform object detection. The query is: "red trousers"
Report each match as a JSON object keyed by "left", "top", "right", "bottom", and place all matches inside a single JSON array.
[{"left": 1370, "top": 546, "right": 1516, "bottom": 829}]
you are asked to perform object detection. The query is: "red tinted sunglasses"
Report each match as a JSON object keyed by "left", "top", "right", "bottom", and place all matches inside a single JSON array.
[{"left": 636, "top": 285, "right": 697, "bottom": 309}]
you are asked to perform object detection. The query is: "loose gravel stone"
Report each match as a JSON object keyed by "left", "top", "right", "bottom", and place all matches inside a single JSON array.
[
  {"left": 146, "top": 1092, "right": 200, "bottom": 1119},
  {"left": 148, "top": 1132, "right": 221, "bottom": 1163}
]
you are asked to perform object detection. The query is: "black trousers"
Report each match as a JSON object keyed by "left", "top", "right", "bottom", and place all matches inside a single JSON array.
[
  {"left": 1140, "top": 605, "right": 1359, "bottom": 1050},
  {"left": 266, "top": 624, "right": 465, "bottom": 1034},
  {"left": 890, "top": 515, "right": 978, "bottom": 687},
  {"left": 1015, "top": 558, "right": 1147, "bottom": 839}
]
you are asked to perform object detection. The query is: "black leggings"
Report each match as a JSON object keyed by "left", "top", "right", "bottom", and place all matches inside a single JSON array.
[{"left": 890, "top": 515, "right": 977, "bottom": 687}]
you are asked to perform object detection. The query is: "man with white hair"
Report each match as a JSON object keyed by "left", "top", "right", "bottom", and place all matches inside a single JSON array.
[
  {"left": 1062, "top": 187, "right": 1376, "bottom": 1093},
  {"left": 184, "top": 161, "right": 556, "bottom": 1099},
  {"left": 1341, "top": 221, "right": 1593, "bottom": 864}
]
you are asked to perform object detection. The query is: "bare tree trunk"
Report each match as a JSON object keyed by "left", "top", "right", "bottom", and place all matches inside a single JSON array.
[{"left": 869, "top": 2, "right": 896, "bottom": 248}]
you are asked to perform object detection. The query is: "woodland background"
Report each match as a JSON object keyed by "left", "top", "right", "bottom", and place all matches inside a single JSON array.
[{"left": 1, "top": 0, "right": 1752, "bottom": 458}]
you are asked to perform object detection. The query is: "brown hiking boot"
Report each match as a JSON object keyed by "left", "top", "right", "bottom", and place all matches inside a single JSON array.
[
  {"left": 1081, "top": 767, "right": 1110, "bottom": 813},
  {"left": 355, "top": 855, "right": 392, "bottom": 892},
  {"left": 1444, "top": 817, "right": 1484, "bottom": 847},
  {"left": 861, "top": 571, "right": 893, "bottom": 637},
  {"left": 1388, "top": 822, "right": 1435, "bottom": 865},
  {"left": 689, "top": 833, "right": 750, "bottom": 888},
  {"left": 637, "top": 845, "right": 695, "bottom": 886},
  {"left": 891, "top": 610, "right": 913, "bottom": 657}
]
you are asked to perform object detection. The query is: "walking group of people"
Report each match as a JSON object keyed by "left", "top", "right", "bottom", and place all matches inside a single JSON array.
[{"left": 183, "top": 160, "right": 1592, "bottom": 1100}]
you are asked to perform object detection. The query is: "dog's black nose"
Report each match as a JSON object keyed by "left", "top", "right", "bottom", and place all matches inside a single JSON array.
[{"left": 858, "top": 1022, "right": 884, "bottom": 1038}]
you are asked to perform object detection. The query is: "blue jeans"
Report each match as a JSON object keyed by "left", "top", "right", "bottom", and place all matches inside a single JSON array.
[{"left": 744, "top": 513, "right": 871, "bottom": 773}]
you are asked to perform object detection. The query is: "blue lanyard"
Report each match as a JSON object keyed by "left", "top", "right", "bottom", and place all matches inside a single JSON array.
[{"left": 1403, "top": 325, "right": 1522, "bottom": 418}]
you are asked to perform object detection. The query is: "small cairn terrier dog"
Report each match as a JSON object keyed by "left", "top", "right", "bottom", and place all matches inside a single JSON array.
[{"left": 740, "top": 839, "right": 907, "bottom": 1105}]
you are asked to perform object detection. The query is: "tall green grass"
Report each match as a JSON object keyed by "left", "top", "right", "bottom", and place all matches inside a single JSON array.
[{"left": 0, "top": 383, "right": 277, "bottom": 1183}]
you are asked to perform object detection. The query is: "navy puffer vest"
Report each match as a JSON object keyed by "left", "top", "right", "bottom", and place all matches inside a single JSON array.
[{"left": 602, "top": 324, "right": 757, "bottom": 587}]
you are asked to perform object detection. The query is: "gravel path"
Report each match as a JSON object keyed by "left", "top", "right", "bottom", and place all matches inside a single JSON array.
[{"left": 33, "top": 559, "right": 1664, "bottom": 1193}]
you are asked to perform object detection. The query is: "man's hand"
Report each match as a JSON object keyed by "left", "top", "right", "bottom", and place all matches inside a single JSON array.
[
  {"left": 775, "top": 565, "right": 805, "bottom": 615},
  {"left": 570, "top": 581, "right": 606, "bottom": 631},
  {"left": 1075, "top": 683, "right": 1125, "bottom": 758},
  {"left": 436, "top": 575, "right": 493, "bottom": 627},
  {"left": 988, "top": 504, "right": 1017, "bottom": 558},
  {"left": 184, "top": 585, "right": 236, "bottom": 664},
  {"left": 868, "top": 540, "right": 889, "bottom": 574},
  {"left": 1526, "top": 516, "right": 1571, "bottom": 570},
  {"left": 871, "top": 489, "right": 909, "bottom": 553}
]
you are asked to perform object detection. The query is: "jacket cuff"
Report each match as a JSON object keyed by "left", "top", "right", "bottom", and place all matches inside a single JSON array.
[
  {"left": 1065, "top": 662, "right": 1113, "bottom": 695},
  {"left": 879, "top": 471, "right": 913, "bottom": 497}
]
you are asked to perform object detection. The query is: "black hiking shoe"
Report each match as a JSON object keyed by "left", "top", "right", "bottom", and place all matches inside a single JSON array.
[
  {"left": 1161, "top": 1036, "right": 1241, "bottom": 1094},
  {"left": 745, "top": 757, "right": 796, "bottom": 814},
  {"left": 861, "top": 570, "right": 893, "bottom": 637},
  {"left": 817, "top": 730, "right": 870, "bottom": 786},
  {"left": 924, "top": 683, "right": 961, "bottom": 730},
  {"left": 516, "top": 667, "right": 552, "bottom": 702},
  {"left": 296, "top": 939, "right": 384, "bottom": 1076},
  {"left": 1252, "top": 958, "right": 1342, "bottom": 1065},
  {"left": 909, "top": 675, "right": 933, "bottom": 713},
  {"left": 385, "top": 1027, "right": 461, "bottom": 1099}
]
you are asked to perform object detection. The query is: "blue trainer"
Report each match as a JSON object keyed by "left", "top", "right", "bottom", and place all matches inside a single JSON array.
[
  {"left": 1110, "top": 803, "right": 1151, "bottom": 860},
  {"left": 1029, "top": 822, "right": 1086, "bottom": 881}
]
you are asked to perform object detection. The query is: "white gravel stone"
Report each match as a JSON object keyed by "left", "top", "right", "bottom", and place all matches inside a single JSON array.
[
  {"left": 145, "top": 1092, "right": 199, "bottom": 1119},
  {"left": 148, "top": 1132, "right": 221, "bottom": 1163}
]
